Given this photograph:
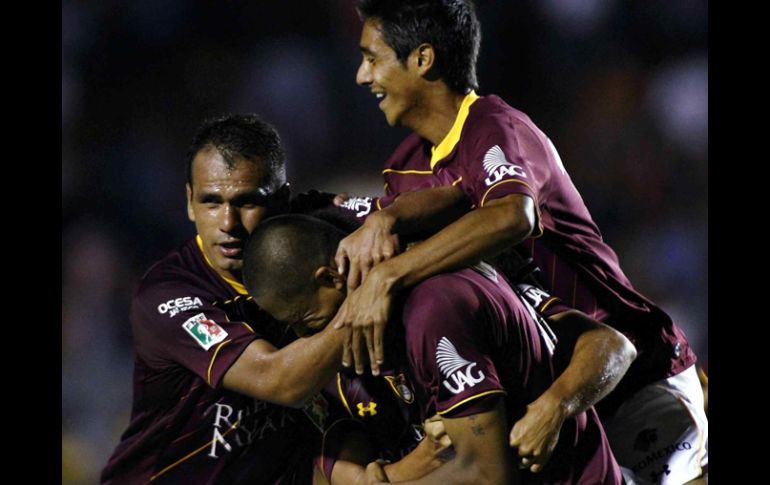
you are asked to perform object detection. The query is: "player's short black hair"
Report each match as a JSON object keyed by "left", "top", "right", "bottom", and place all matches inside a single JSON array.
[
  {"left": 358, "top": 0, "right": 481, "bottom": 94},
  {"left": 242, "top": 214, "right": 347, "bottom": 302},
  {"left": 186, "top": 113, "right": 286, "bottom": 190}
]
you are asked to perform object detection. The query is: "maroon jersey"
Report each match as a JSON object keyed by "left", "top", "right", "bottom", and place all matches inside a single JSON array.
[
  {"left": 315, "top": 368, "right": 423, "bottom": 482},
  {"left": 379, "top": 92, "right": 696, "bottom": 414},
  {"left": 402, "top": 266, "right": 622, "bottom": 484},
  {"left": 101, "top": 237, "right": 318, "bottom": 485}
]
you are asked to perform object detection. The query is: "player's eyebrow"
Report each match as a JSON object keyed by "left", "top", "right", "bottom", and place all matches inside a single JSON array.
[{"left": 359, "top": 46, "right": 374, "bottom": 55}]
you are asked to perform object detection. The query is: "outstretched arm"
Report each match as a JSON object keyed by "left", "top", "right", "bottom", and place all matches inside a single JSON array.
[
  {"left": 367, "top": 399, "right": 517, "bottom": 485},
  {"left": 332, "top": 192, "right": 535, "bottom": 374},
  {"left": 509, "top": 310, "right": 636, "bottom": 472},
  {"left": 222, "top": 323, "right": 345, "bottom": 408}
]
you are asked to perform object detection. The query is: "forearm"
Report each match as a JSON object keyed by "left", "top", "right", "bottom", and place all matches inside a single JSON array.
[
  {"left": 225, "top": 324, "right": 345, "bottom": 407},
  {"left": 383, "top": 438, "right": 446, "bottom": 482},
  {"left": 389, "top": 404, "right": 515, "bottom": 485},
  {"left": 547, "top": 312, "right": 637, "bottom": 417},
  {"left": 379, "top": 186, "right": 471, "bottom": 236},
  {"left": 379, "top": 194, "right": 534, "bottom": 291}
]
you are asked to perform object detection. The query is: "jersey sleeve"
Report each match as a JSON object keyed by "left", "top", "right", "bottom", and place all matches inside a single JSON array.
[
  {"left": 457, "top": 116, "right": 553, "bottom": 211},
  {"left": 131, "top": 276, "right": 261, "bottom": 388},
  {"left": 402, "top": 277, "right": 506, "bottom": 419},
  {"left": 514, "top": 283, "right": 570, "bottom": 317}
]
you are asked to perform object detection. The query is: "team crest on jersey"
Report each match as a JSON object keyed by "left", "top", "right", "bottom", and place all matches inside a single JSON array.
[
  {"left": 182, "top": 313, "right": 228, "bottom": 350},
  {"left": 482, "top": 145, "right": 527, "bottom": 186},
  {"left": 436, "top": 337, "right": 485, "bottom": 394},
  {"left": 340, "top": 196, "right": 374, "bottom": 217},
  {"left": 302, "top": 393, "right": 329, "bottom": 432},
  {"left": 384, "top": 374, "right": 414, "bottom": 403}
]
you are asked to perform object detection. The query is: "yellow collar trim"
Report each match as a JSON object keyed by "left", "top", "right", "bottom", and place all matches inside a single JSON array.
[
  {"left": 430, "top": 90, "right": 479, "bottom": 169},
  {"left": 195, "top": 235, "right": 248, "bottom": 295}
]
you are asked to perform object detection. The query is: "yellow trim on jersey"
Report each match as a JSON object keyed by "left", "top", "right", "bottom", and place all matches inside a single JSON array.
[
  {"left": 150, "top": 420, "right": 240, "bottom": 481},
  {"left": 240, "top": 322, "right": 255, "bottom": 333},
  {"left": 376, "top": 197, "right": 382, "bottom": 211},
  {"left": 320, "top": 418, "right": 360, "bottom": 482},
  {"left": 437, "top": 389, "right": 507, "bottom": 416},
  {"left": 382, "top": 168, "right": 434, "bottom": 175},
  {"left": 337, "top": 373, "right": 353, "bottom": 416},
  {"left": 540, "top": 297, "right": 560, "bottom": 313},
  {"left": 451, "top": 176, "right": 463, "bottom": 186},
  {"left": 195, "top": 235, "right": 248, "bottom": 295},
  {"left": 430, "top": 91, "right": 479, "bottom": 169},
  {"left": 479, "top": 179, "right": 534, "bottom": 207},
  {"left": 207, "top": 339, "right": 232, "bottom": 386}
]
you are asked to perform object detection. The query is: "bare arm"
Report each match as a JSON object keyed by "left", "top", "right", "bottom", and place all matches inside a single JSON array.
[
  {"left": 325, "top": 429, "right": 448, "bottom": 485},
  {"left": 222, "top": 323, "right": 345, "bottom": 408},
  {"left": 368, "top": 399, "right": 517, "bottom": 485},
  {"left": 334, "top": 186, "right": 471, "bottom": 291},
  {"left": 331, "top": 193, "right": 535, "bottom": 374},
  {"left": 510, "top": 310, "right": 637, "bottom": 472}
]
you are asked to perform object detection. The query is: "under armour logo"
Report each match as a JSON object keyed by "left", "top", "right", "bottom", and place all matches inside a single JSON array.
[{"left": 357, "top": 401, "right": 378, "bottom": 417}]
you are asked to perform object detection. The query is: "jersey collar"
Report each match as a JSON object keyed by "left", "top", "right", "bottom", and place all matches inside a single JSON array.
[
  {"left": 195, "top": 235, "right": 248, "bottom": 295},
  {"left": 430, "top": 90, "right": 479, "bottom": 169}
]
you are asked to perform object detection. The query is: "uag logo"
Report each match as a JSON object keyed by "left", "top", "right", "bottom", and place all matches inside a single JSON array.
[
  {"left": 182, "top": 313, "right": 228, "bottom": 350},
  {"left": 483, "top": 145, "right": 527, "bottom": 186},
  {"left": 341, "top": 196, "right": 374, "bottom": 217},
  {"left": 436, "top": 337, "right": 485, "bottom": 394}
]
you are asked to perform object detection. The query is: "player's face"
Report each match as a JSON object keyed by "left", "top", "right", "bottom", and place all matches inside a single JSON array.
[
  {"left": 258, "top": 285, "right": 345, "bottom": 338},
  {"left": 187, "top": 148, "right": 286, "bottom": 282},
  {"left": 356, "top": 18, "right": 423, "bottom": 127}
]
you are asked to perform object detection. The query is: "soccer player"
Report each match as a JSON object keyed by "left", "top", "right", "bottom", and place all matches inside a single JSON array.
[
  {"left": 330, "top": 1, "right": 708, "bottom": 483},
  {"left": 243, "top": 214, "right": 633, "bottom": 485},
  {"left": 101, "top": 114, "right": 350, "bottom": 484}
]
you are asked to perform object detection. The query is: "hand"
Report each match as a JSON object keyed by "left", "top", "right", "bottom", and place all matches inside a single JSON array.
[
  {"left": 365, "top": 459, "right": 390, "bottom": 484},
  {"left": 331, "top": 265, "right": 395, "bottom": 376},
  {"left": 333, "top": 192, "right": 350, "bottom": 206},
  {"left": 335, "top": 211, "right": 399, "bottom": 291},
  {"left": 509, "top": 390, "right": 568, "bottom": 473},
  {"left": 423, "top": 414, "right": 452, "bottom": 450}
]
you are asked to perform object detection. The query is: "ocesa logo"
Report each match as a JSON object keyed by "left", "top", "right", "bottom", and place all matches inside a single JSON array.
[{"left": 158, "top": 296, "right": 203, "bottom": 317}]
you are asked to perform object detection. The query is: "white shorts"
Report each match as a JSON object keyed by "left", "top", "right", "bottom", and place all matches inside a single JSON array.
[{"left": 602, "top": 365, "right": 708, "bottom": 485}]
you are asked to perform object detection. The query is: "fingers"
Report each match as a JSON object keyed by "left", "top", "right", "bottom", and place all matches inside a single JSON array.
[
  {"left": 333, "top": 192, "right": 350, "bottom": 206},
  {"left": 341, "top": 327, "right": 352, "bottom": 368},
  {"left": 373, "top": 321, "right": 385, "bottom": 366},
  {"left": 351, "top": 327, "right": 365, "bottom": 375},
  {"left": 363, "top": 326, "right": 380, "bottom": 376},
  {"left": 509, "top": 426, "right": 520, "bottom": 448},
  {"left": 335, "top": 248, "right": 347, "bottom": 277},
  {"left": 348, "top": 262, "right": 362, "bottom": 292}
]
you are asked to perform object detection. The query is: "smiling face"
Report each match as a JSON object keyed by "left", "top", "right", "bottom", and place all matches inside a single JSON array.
[
  {"left": 187, "top": 147, "right": 286, "bottom": 282},
  {"left": 356, "top": 18, "right": 426, "bottom": 127}
]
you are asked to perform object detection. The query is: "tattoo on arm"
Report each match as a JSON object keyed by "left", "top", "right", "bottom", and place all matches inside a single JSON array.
[{"left": 469, "top": 415, "right": 485, "bottom": 436}]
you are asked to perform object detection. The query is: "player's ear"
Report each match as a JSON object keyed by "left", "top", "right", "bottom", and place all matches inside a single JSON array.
[
  {"left": 412, "top": 43, "right": 435, "bottom": 76},
  {"left": 314, "top": 266, "right": 345, "bottom": 290},
  {"left": 186, "top": 183, "right": 195, "bottom": 222}
]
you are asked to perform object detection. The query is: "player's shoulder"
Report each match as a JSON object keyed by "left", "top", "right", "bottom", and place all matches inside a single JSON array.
[
  {"left": 133, "top": 240, "right": 217, "bottom": 311},
  {"left": 466, "top": 95, "right": 544, "bottom": 142},
  {"left": 384, "top": 133, "right": 428, "bottom": 169}
]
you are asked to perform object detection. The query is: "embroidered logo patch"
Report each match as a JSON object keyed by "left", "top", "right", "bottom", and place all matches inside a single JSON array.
[
  {"left": 384, "top": 374, "right": 414, "bottom": 403},
  {"left": 182, "top": 313, "right": 228, "bottom": 350},
  {"left": 482, "top": 145, "right": 527, "bottom": 186},
  {"left": 436, "top": 337, "right": 485, "bottom": 394}
]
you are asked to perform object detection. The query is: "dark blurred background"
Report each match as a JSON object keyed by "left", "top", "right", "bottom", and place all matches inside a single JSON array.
[{"left": 61, "top": 1, "right": 707, "bottom": 482}]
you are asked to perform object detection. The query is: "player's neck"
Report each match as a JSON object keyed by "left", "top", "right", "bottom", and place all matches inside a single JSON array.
[{"left": 405, "top": 88, "right": 467, "bottom": 146}]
